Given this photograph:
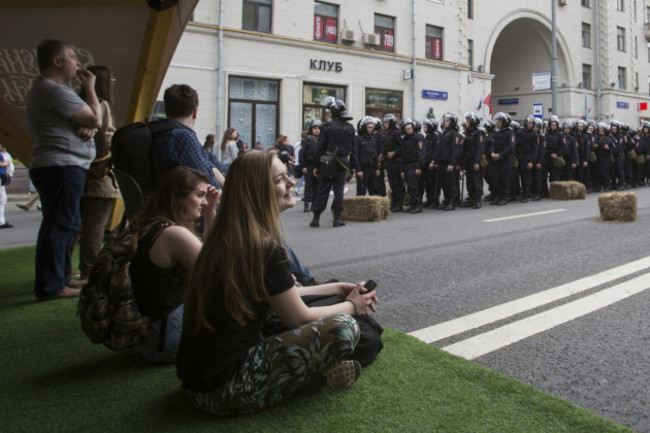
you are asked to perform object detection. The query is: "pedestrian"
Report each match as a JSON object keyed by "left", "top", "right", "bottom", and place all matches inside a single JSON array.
[
  {"left": 310, "top": 98, "right": 355, "bottom": 228},
  {"left": 0, "top": 144, "right": 14, "bottom": 229},
  {"left": 219, "top": 128, "right": 239, "bottom": 173},
  {"left": 299, "top": 120, "right": 321, "bottom": 212},
  {"left": 27, "top": 39, "right": 103, "bottom": 301}
]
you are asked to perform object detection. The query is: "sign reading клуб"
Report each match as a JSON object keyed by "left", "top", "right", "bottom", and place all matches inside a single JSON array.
[{"left": 310, "top": 59, "right": 342, "bottom": 72}]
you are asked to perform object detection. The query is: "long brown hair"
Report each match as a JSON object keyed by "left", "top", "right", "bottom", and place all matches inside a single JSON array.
[
  {"left": 184, "top": 151, "right": 284, "bottom": 333},
  {"left": 78, "top": 65, "right": 113, "bottom": 104},
  {"left": 132, "top": 166, "right": 209, "bottom": 233},
  {"left": 220, "top": 128, "right": 237, "bottom": 153}
]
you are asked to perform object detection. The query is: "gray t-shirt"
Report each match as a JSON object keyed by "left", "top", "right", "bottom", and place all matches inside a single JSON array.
[{"left": 27, "top": 76, "right": 95, "bottom": 169}]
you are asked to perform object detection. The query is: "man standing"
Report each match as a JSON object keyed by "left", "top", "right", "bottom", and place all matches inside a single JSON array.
[
  {"left": 151, "top": 84, "right": 225, "bottom": 189},
  {"left": 310, "top": 98, "right": 355, "bottom": 228},
  {"left": 299, "top": 119, "right": 322, "bottom": 212},
  {"left": 398, "top": 118, "right": 425, "bottom": 213},
  {"left": 27, "top": 39, "right": 103, "bottom": 300}
]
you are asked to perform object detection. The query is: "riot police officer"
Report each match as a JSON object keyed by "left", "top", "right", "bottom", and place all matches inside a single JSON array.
[
  {"left": 422, "top": 118, "right": 441, "bottom": 208},
  {"left": 545, "top": 115, "right": 567, "bottom": 183},
  {"left": 399, "top": 118, "right": 425, "bottom": 213},
  {"left": 531, "top": 117, "right": 547, "bottom": 200},
  {"left": 352, "top": 116, "right": 381, "bottom": 196},
  {"left": 610, "top": 120, "right": 625, "bottom": 190},
  {"left": 434, "top": 113, "right": 463, "bottom": 210},
  {"left": 574, "top": 119, "right": 593, "bottom": 189},
  {"left": 461, "top": 111, "right": 485, "bottom": 208},
  {"left": 483, "top": 120, "right": 497, "bottom": 201},
  {"left": 310, "top": 98, "right": 355, "bottom": 228},
  {"left": 381, "top": 113, "right": 404, "bottom": 212},
  {"left": 488, "top": 112, "right": 515, "bottom": 205},
  {"left": 592, "top": 123, "right": 614, "bottom": 191},
  {"left": 513, "top": 115, "right": 539, "bottom": 203},
  {"left": 299, "top": 119, "right": 322, "bottom": 212},
  {"left": 562, "top": 120, "right": 579, "bottom": 181}
]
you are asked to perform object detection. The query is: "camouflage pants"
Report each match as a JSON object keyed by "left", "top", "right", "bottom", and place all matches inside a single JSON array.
[{"left": 189, "top": 313, "right": 359, "bottom": 415}]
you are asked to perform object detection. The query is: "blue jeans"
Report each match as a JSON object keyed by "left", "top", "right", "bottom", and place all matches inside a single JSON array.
[
  {"left": 133, "top": 304, "right": 183, "bottom": 364},
  {"left": 30, "top": 165, "right": 86, "bottom": 298}
]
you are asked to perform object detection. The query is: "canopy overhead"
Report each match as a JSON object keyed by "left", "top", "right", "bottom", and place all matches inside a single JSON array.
[{"left": 0, "top": 0, "right": 199, "bottom": 165}]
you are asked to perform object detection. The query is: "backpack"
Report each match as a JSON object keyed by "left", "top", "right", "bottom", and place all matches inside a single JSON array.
[
  {"left": 77, "top": 220, "right": 182, "bottom": 351},
  {"left": 111, "top": 119, "right": 179, "bottom": 199}
]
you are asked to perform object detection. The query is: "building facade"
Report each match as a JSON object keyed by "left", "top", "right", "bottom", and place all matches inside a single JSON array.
[{"left": 158, "top": 0, "right": 650, "bottom": 147}]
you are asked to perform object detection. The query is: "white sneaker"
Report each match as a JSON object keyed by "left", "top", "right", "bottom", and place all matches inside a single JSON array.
[{"left": 344, "top": 187, "right": 349, "bottom": 194}]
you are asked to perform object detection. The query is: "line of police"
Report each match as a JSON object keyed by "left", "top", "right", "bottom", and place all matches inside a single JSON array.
[{"left": 298, "top": 98, "right": 650, "bottom": 227}]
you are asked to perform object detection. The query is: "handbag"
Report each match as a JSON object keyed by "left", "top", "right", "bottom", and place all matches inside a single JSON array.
[
  {"left": 0, "top": 173, "right": 10, "bottom": 186},
  {"left": 319, "top": 154, "right": 338, "bottom": 179}
]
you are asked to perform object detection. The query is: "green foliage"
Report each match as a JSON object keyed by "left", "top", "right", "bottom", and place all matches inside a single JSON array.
[{"left": 0, "top": 247, "right": 633, "bottom": 433}]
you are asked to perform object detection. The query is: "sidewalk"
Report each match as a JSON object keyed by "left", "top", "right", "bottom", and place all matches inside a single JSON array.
[{"left": 0, "top": 195, "right": 42, "bottom": 249}]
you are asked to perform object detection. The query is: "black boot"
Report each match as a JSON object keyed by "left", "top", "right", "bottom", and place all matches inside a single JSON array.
[
  {"left": 310, "top": 213, "right": 320, "bottom": 228},
  {"left": 304, "top": 202, "right": 311, "bottom": 213},
  {"left": 333, "top": 213, "right": 346, "bottom": 227}
]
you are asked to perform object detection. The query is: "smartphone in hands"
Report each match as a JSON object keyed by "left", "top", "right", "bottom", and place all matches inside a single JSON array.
[{"left": 363, "top": 280, "right": 377, "bottom": 293}]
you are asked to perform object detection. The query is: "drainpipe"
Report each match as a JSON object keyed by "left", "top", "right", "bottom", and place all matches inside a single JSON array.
[
  {"left": 412, "top": 0, "right": 417, "bottom": 118},
  {"left": 216, "top": 0, "right": 225, "bottom": 140},
  {"left": 596, "top": 0, "right": 602, "bottom": 121},
  {"left": 551, "top": 0, "right": 558, "bottom": 115}
]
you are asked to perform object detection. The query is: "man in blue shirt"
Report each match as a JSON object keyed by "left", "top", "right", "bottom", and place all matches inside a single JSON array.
[{"left": 152, "top": 84, "right": 225, "bottom": 189}]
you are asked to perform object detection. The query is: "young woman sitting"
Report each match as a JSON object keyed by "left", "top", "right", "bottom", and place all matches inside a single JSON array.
[
  {"left": 129, "top": 166, "right": 219, "bottom": 364},
  {"left": 177, "top": 150, "right": 378, "bottom": 415}
]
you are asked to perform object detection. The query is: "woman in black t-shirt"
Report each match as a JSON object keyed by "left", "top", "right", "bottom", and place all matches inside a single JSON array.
[{"left": 178, "top": 150, "right": 377, "bottom": 415}]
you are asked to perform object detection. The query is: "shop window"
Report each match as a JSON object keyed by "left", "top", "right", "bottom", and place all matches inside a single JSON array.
[
  {"left": 228, "top": 76, "right": 279, "bottom": 149},
  {"left": 302, "top": 83, "right": 346, "bottom": 130},
  {"left": 374, "top": 14, "right": 395, "bottom": 52},
  {"left": 365, "top": 88, "right": 403, "bottom": 120},
  {"left": 314, "top": 2, "right": 338, "bottom": 43}
]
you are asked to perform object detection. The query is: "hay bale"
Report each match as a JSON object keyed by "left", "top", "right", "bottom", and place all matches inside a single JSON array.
[
  {"left": 598, "top": 192, "right": 637, "bottom": 222},
  {"left": 337, "top": 196, "right": 390, "bottom": 222},
  {"left": 549, "top": 181, "right": 586, "bottom": 200}
]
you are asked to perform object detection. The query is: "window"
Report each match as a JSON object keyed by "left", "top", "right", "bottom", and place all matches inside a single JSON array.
[
  {"left": 228, "top": 76, "right": 279, "bottom": 149},
  {"left": 617, "top": 27, "right": 626, "bottom": 51},
  {"left": 467, "top": 0, "right": 474, "bottom": 19},
  {"left": 374, "top": 14, "right": 395, "bottom": 52},
  {"left": 243, "top": 0, "right": 272, "bottom": 33},
  {"left": 581, "top": 0, "right": 590, "bottom": 6},
  {"left": 617, "top": 0, "right": 624, "bottom": 11},
  {"left": 582, "top": 64, "right": 592, "bottom": 89},
  {"left": 365, "top": 88, "right": 403, "bottom": 120},
  {"left": 618, "top": 67, "right": 626, "bottom": 90},
  {"left": 582, "top": 23, "right": 591, "bottom": 48},
  {"left": 314, "top": 2, "right": 338, "bottom": 43},
  {"left": 468, "top": 39, "right": 474, "bottom": 70},
  {"left": 425, "top": 25, "right": 443, "bottom": 60},
  {"left": 302, "top": 83, "right": 346, "bottom": 130},
  {"left": 647, "top": 6, "right": 650, "bottom": 22}
]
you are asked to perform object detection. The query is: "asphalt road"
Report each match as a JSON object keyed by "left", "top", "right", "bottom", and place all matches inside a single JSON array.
[
  {"left": 283, "top": 185, "right": 650, "bottom": 433},
  {"left": 3, "top": 186, "right": 649, "bottom": 432}
]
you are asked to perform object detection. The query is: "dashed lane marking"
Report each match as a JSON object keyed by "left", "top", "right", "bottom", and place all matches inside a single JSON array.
[{"left": 482, "top": 208, "right": 567, "bottom": 223}]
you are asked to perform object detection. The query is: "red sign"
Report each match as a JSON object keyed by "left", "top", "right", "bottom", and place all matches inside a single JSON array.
[
  {"left": 433, "top": 38, "right": 442, "bottom": 60},
  {"left": 640, "top": 102, "right": 648, "bottom": 111},
  {"left": 325, "top": 18, "right": 337, "bottom": 41},
  {"left": 384, "top": 30, "right": 394, "bottom": 51},
  {"left": 314, "top": 16, "right": 323, "bottom": 40}
]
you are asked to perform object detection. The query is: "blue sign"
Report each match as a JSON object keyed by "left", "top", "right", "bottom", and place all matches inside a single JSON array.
[
  {"left": 421, "top": 89, "right": 448, "bottom": 100},
  {"left": 617, "top": 101, "right": 629, "bottom": 109},
  {"left": 532, "top": 103, "right": 543, "bottom": 119},
  {"left": 498, "top": 98, "right": 519, "bottom": 105}
]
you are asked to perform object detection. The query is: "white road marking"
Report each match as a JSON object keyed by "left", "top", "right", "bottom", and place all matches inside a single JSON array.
[
  {"left": 408, "top": 255, "right": 650, "bottom": 343},
  {"left": 482, "top": 208, "right": 567, "bottom": 223},
  {"left": 442, "top": 272, "right": 650, "bottom": 360}
]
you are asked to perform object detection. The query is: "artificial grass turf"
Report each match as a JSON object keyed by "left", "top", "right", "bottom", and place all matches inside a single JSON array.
[{"left": 0, "top": 247, "right": 634, "bottom": 433}]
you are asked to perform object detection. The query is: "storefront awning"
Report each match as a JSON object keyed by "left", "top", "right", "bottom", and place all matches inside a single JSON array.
[{"left": 0, "top": 0, "right": 199, "bottom": 165}]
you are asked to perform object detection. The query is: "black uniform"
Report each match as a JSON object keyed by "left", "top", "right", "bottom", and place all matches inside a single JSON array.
[
  {"left": 638, "top": 132, "right": 650, "bottom": 185},
  {"left": 532, "top": 131, "right": 547, "bottom": 199},
  {"left": 299, "top": 133, "right": 321, "bottom": 209},
  {"left": 575, "top": 131, "right": 592, "bottom": 187},
  {"left": 352, "top": 130, "right": 381, "bottom": 196},
  {"left": 514, "top": 127, "right": 538, "bottom": 200},
  {"left": 488, "top": 127, "right": 515, "bottom": 203},
  {"left": 422, "top": 129, "right": 441, "bottom": 207},
  {"left": 312, "top": 116, "right": 355, "bottom": 220},
  {"left": 621, "top": 132, "right": 639, "bottom": 187},
  {"left": 434, "top": 128, "right": 463, "bottom": 208},
  {"left": 381, "top": 127, "right": 404, "bottom": 211},
  {"left": 462, "top": 127, "right": 485, "bottom": 205},
  {"left": 545, "top": 128, "right": 567, "bottom": 182},
  {"left": 563, "top": 132, "right": 579, "bottom": 181},
  {"left": 592, "top": 133, "right": 614, "bottom": 190},
  {"left": 399, "top": 130, "right": 425, "bottom": 210}
]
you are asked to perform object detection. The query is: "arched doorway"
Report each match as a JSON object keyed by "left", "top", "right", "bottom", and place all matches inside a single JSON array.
[{"left": 485, "top": 12, "right": 572, "bottom": 121}]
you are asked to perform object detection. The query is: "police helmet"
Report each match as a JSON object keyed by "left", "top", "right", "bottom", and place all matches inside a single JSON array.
[
  {"left": 308, "top": 119, "right": 322, "bottom": 135},
  {"left": 630, "top": 127, "right": 638, "bottom": 136},
  {"left": 483, "top": 120, "right": 496, "bottom": 133},
  {"left": 525, "top": 115, "right": 536, "bottom": 129},
  {"left": 561, "top": 120, "right": 574, "bottom": 131},
  {"left": 610, "top": 120, "right": 620, "bottom": 131},
  {"left": 533, "top": 117, "right": 543, "bottom": 130},
  {"left": 429, "top": 118, "right": 439, "bottom": 132},
  {"left": 494, "top": 112, "right": 511, "bottom": 129},
  {"left": 548, "top": 115, "right": 560, "bottom": 127},
  {"left": 359, "top": 116, "right": 375, "bottom": 134},
  {"left": 373, "top": 117, "right": 382, "bottom": 132},
  {"left": 413, "top": 120, "right": 422, "bottom": 133},
  {"left": 400, "top": 117, "right": 414, "bottom": 131},
  {"left": 511, "top": 121, "right": 521, "bottom": 131},
  {"left": 464, "top": 111, "right": 480, "bottom": 128},
  {"left": 326, "top": 98, "right": 352, "bottom": 120},
  {"left": 383, "top": 113, "right": 397, "bottom": 128},
  {"left": 442, "top": 112, "right": 459, "bottom": 130},
  {"left": 642, "top": 121, "right": 650, "bottom": 131},
  {"left": 597, "top": 122, "right": 609, "bottom": 134},
  {"left": 575, "top": 119, "right": 587, "bottom": 131},
  {"left": 422, "top": 118, "right": 433, "bottom": 130},
  {"left": 620, "top": 123, "right": 629, "bottom": 132}
]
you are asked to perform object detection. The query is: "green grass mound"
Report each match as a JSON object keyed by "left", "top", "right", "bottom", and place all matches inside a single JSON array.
[{"left": 0, "top": 247, "right": 632, "bottom": 433}]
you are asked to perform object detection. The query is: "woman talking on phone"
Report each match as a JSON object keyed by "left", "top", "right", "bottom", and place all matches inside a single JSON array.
[{"left": 177, "top": 150, "right": 377, "bottom": 415}]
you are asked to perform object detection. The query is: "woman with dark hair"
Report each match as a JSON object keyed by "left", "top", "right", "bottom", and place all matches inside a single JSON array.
[
  {"left": 202, "top": 133, "right": 221, "bottom": 172},
  {"left": 177, "top": 151, "right": 377, "bottom": 415},
  {"left": 71, "top": 65, "right": 121, "bottom": 287},
  {"left": 129, "top": 165, "right": 219, "bottom": 363},
  {"left": 219, "top": 128, "right": 239, "bottom": 172}
]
